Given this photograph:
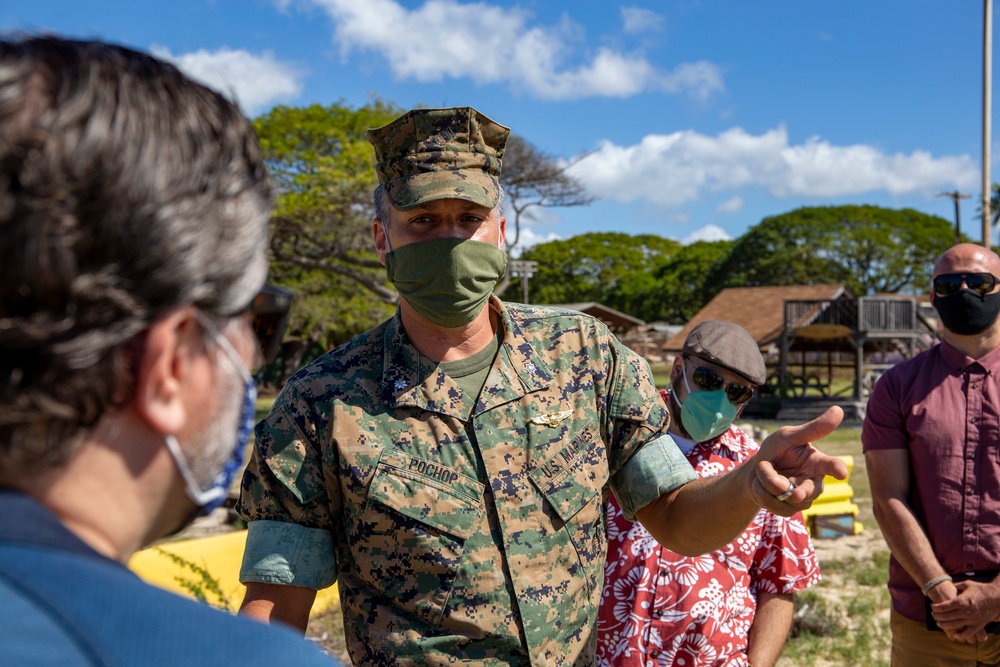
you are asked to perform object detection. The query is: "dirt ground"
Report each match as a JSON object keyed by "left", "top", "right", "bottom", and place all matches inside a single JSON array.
[{"left": 811, "top": 518, "right": 887, "bottom": 563}]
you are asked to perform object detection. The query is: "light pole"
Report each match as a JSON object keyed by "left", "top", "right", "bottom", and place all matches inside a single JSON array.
[
  {"left": 984, "top": 0, "right": 993, "bottom": 247},
  {"left": 508, "top": 260, "right": 538, "bottom": 304}
]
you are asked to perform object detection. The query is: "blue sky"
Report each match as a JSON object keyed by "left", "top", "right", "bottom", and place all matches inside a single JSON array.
[{"left": 2, "top": 0, "right": 995, "bottom": 250}]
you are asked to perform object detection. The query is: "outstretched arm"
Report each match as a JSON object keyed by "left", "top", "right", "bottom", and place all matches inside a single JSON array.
[{"left": 637, "top": 406, "right": 847, "bottom": 556}]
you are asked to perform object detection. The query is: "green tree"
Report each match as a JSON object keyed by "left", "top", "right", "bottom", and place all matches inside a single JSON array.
[
  {"left": 519, "top": 232, "right": 680, "bottom": 308},
  {"left": 708, "top": 205, "right": 954, "bottom": 296},
  {"left": 650, "top": 240, "right": 734, "bottom": 323},
  {"left": 495, "top": 135, "right": 595, "bottom": 296},
  {"left": 499, "top": 135, "right": 594, "bottom": 253},
  {"left": 253, "top": 100, "right": 403, "bottom": 371},
  {"left": 706, "top": 209, "right": 838, "bottom": 289}
]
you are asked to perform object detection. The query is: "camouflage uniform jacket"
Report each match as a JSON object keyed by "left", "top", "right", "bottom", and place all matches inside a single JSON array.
[{"left": 239, "top": 298, "right": 694, "bottom": 666}]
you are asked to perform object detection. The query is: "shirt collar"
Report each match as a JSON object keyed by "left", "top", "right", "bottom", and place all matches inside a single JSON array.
[
  {"left": 939, "top": 338, "right": 1000, "bottom": 373},
  {"left": 380, "top": 297, "right": 553, "bottom": 417}
]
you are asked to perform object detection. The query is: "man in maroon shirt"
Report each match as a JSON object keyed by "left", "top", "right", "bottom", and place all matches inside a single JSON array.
[{"left": 864, "top": 243, "right": 1000, "bottom": 666}]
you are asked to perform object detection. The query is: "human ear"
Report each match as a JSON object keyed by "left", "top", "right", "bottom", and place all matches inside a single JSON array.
[
  {"left": 131, "top": 307, "right": 202, "bottom": 436},
  {"left": 669, "top": 354, "right": 685, "bottom": 384},
  {"left": 373, "top": 219, "right": 390, "bottom": 265}
]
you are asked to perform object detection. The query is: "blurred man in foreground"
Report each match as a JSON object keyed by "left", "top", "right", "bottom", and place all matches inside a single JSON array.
[{"left": 0, "top": 36, "right": 333, "bottom": 666}]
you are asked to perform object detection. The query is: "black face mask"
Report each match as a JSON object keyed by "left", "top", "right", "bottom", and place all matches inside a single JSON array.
[{"left": 934, "top": 289, "right": 1000, "bottom": 335}]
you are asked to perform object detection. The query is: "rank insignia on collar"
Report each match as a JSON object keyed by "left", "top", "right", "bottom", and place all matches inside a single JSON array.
[
  {"left": 394, "top": 379, "right": 407, "bottom": 391},
  {"left": 529, "top": 410, "right": 573, "bottom": 427},
  {"left": 524, "top": 362, "right": 537, "bottom": 374}
]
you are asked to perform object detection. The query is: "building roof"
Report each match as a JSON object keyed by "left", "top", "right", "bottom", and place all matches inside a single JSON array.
[
  {"left": 550, "top": 302, "right": 646, "bottom": 331},
  {"left": 662, "top": 285, "right": 846, "bottom": 352}
]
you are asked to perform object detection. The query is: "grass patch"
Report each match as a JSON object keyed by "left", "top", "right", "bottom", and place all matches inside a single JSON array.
[
  {"left": 650, "top": 364, "right": 672, "bottom": 389},
  {"left": 819, "top": 550, "right": 890, "bottom": 587},
  {"left": 783, "top": 560, "right": 892, "bottom": 667},
  {"left": 307, "top": 606, "right": 350, "bottom": 663},
  {"left": 255, "top": 396, "right": 276, "bottom": 422},
  {"left": 746, "top": 422, "right": 862, "bottom": 450}
]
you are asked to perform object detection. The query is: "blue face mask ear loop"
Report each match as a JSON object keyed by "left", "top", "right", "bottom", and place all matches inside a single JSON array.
[
  {"left": 166, "top": 316, "right": 257, "bottom": 513},
  {"left": 201, "top": 323, "right": 257, "bottom": 514}
]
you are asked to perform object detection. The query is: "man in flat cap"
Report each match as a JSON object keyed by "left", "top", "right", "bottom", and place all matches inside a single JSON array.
[
  {"left": 599, "top": 321, "right": 819, "bottom": 667},
  {"left": 237, "top": 107, "right": 846, "bottom": 666}
]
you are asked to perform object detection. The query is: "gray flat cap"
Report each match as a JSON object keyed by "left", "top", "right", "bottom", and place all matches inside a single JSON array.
[{"left": 682, "top": 320, "right": 766, "bottom": 386}]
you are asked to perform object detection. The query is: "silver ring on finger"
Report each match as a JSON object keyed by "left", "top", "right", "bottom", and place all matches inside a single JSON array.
[{"left": 774, "top": 481, "right": 796, "bottom": 502}]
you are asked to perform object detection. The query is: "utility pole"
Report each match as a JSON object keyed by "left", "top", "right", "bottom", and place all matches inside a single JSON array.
[
  {"left": 984, "top": 0, "right": 993, "bottom": 247},
  {"left": 508, "top": 260, "right": 538, "bottom": 304},
  {"left": 937, "top": 190, "right": 971, "bottom": 244}
]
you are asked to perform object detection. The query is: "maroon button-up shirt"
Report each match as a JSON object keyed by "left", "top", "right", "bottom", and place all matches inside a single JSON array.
[{"left": 863, "top": 341, "right": 1000, "bottom": 622}]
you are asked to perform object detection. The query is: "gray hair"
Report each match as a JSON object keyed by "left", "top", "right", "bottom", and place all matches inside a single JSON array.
[
  {"left": 373, "top": 184, "right": 505, "bottom": 228},
  {"left": 0, "top": 37, "right": 272, "bottom": 475}
]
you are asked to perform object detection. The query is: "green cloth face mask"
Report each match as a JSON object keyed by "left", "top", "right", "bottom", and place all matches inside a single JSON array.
[{"left": 385, "top": 236, "right": 508, "bottom": 328}]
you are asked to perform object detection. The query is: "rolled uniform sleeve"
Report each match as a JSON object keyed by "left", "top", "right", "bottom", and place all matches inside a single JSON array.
[
  {"left": 241, "top": 520, "right": 337, "bottom": 589},
  {"left": 237, "top": 381, "right": 339, "bottom": 590},
  {"left": 611, "top": 433, "right": 696, "bottom": 521},
  {"left": 603, "top": 337, "right": 697, "bottom": 521}
]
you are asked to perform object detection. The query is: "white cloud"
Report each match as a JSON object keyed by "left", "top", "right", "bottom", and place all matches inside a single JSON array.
[
  {"left": 716, "top": 196, "right": 744, "bottom": 213},
  {"left": 152, "top": 46, "right": 303, "bottom": 115},
  {"left": 566, "top": 125, "right": 978, "bottom": 208},
  {"left": 682, "top": 224, "right": 731, "bottom": 245},
  {"left": 509, "top": 226, "right": 561, "bottom": 257},
  {"left": 621, "top": 7, "right": 664, "bottom": 34},
  {"left": 302, "top": 0, "right": 723, "bottom": 100}
]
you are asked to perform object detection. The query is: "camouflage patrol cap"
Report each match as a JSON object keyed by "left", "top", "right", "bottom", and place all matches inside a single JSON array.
[
  {"left": 366, "top": 107, "right": 510, "bottom": 211},
  {"left": 683, "top": 320, "right": 767, "bottom": 386}
]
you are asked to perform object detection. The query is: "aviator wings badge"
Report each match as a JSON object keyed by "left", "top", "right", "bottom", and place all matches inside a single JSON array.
[{"left": 529, "top": 410, "right": 574, "bottom": 427}]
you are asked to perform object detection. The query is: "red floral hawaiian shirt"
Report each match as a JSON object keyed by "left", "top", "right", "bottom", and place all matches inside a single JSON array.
[{"left": 597, "top": 408, "right": 819, "bottom": 667}]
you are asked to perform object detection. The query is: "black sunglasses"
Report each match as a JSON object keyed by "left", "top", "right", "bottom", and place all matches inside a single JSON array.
[
  {"left": 690, "top": 365, "right": 755, "bottom": 405},
  {"left": 248, "top": 284, "right": 295, "bottom": 365},
  {"left": 932, "top": 272, "right": 999, "bottom": 298}
]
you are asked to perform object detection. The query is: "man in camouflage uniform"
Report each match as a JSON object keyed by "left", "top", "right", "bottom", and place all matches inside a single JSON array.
[{"left": 237, "top": 107, "right": 847, "bottom": 666}]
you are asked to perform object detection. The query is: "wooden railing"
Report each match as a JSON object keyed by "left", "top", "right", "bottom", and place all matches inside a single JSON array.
[
  {"left": 783, "top": 297, "right": 922, "bottom": 334},
  {"left": 858, "top": 297, "right": 917, "bottom": 333}
]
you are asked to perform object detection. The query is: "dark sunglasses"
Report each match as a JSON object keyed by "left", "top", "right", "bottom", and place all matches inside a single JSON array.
[
  {"left": 932, "top": 272, "right": 999, "bottom": 298},
  {"left": 248, "top": 284, "right": 295, "bottom": 365},
  {"left": 690, "top": 365, "right": 755, "bottom": 405}
]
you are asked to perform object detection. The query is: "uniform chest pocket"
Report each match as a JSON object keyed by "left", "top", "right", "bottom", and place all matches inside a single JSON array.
[
  {"left": 354, "top": 448, "right": 484, "bottom": 625},
  {"left": 528, "top": 421, "right": 609, "bottom": 596},
  {"left": 528, "top": 421, "right": 608, "bottom": 522}
]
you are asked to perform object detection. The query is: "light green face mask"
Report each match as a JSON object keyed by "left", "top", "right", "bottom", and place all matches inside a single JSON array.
[
  {"left": 385, "top": 236, "right": 508, "bottom": 328},
  {"left": 679, "top": 368, "right": 739, "bottom": 442}
]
